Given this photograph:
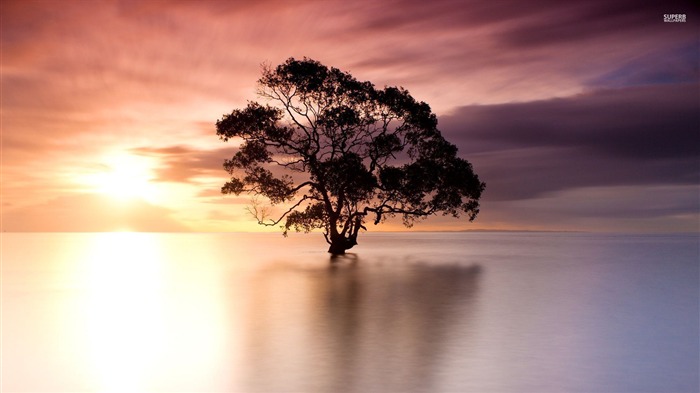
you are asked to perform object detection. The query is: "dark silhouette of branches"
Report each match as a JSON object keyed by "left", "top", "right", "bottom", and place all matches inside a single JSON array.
[{"left": 217, "top": 57, "right": 485, "bottom": 254}]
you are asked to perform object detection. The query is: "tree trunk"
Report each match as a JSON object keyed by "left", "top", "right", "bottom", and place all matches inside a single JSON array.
[
  {"left": 327, "top": 234, "right": 358, "bottom": 255},
  {"left": 328, "top": 240, "right": 347, "bottom": 255}
]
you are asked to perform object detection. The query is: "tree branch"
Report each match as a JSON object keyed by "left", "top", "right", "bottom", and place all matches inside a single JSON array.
[{"left": 255, "top": 195, "right": 311, "bottom": 227}]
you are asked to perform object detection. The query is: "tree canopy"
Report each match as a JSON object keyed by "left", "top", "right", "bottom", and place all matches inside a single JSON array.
[{"left": 216, "top": 57, "right": 485, "bottom": 254}]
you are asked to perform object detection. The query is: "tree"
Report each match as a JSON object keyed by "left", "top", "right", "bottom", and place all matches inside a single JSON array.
[{"left": 216, "top": 58, "right": 485, "bottom": 255}]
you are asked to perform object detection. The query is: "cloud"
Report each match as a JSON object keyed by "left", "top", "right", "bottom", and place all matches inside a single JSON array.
[
  {"left": 329, "top": 0, "right": 699, "bottom": 107},
  {"left": 589, "top": 42, "right": 699, "bottom": 87},
  {"left": 3, "top": 193, "right": 190, "bottom": 232},
  {"left": 5, "top": 0, "right": 695, "bottom": 134},
  {"left": 2, "top": 0, "right": 697, "bottom": 232},
  {"left": 445, "top": 83, "right": 699, "bottom": 157},
  {"left": 478, "top": 185, "right": 699, "bottom": 232},
  {"left": 130, "top": 145, "right": 233, "bottom": 183},
  {"left": 441, "top": 83, "right": 699, "bottom": 200},
  {"left": 495, "top": 0, "right": 697, "bottom": 48},
  {"left": 434, "top": 82, "right": 699, "bottom": 231}
]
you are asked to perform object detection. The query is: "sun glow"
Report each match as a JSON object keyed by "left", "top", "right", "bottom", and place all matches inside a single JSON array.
[
  {"left": 83, "top": 153, "right": 161, "bottom": 203},
  {"left": 79, "top": 233, "right": 235, "bottom": 390},
  {"left": 85, "top": 233, "right": 165, "bottom": 392}
]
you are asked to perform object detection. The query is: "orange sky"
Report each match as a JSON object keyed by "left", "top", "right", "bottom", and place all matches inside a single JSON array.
[{"left": 2, "top": 0, "right": 698, "bottom": 232}]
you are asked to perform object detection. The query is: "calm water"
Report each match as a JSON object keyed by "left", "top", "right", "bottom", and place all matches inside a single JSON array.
[{"left": 2, "top": 232, "right": 698, "bottom": 392}]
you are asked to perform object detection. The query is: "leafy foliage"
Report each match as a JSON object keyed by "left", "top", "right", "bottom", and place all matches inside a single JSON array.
[{"left": 217, "top": 57, "right": 485, "bottom": 254}]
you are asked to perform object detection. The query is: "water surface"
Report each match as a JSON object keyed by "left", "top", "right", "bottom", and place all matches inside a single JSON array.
[{"left": 2, "top": 232, "right": 698, "bottom": 392}]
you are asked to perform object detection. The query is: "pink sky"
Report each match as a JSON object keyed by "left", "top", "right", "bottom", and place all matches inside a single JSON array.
[{"left": 2, "top": 0, "right": 698, "bottom": 232}]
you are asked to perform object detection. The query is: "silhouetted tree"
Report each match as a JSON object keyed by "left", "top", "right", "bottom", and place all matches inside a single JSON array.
[{"left": 216, "top": 58, "right": 485, "bottom": 254}]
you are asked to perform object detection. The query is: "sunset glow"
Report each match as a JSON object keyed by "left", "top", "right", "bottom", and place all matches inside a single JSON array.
[
  {"left": 85, "top": 233, "right": 165, "bottom": 391},
  {"left": 3, "top": 3, "right": 697, "bottom": 392},
  {"left": 2, "top": 0, "right": 697, "bottom": 233},
  {"left": 81, "top": 153, "right": 161, "bottom": 203}
]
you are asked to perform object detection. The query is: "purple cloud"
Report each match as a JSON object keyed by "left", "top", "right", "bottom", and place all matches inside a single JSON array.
[{"left": 436, "top": 82, "right": 699, "bottom": 231}]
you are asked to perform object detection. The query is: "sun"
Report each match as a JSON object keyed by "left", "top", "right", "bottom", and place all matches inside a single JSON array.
[{"left": 84, "top": 153, "right": 161, "bottom": 203}]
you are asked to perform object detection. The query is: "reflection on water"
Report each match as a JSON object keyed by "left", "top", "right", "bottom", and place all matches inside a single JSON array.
[
  {"left": 238, "top": 258, "right": 481, "bottom": 392},
  {"left": 2, "top": 232, "right": 698, "bottom": 392},
  {"left": 84, "top": 233, "right": 167, "bottom": 392}
]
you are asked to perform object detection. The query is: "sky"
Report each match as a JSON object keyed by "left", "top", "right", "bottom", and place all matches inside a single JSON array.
[{"left": 2, "top": 0, "right": 698, "bottom": 233}]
